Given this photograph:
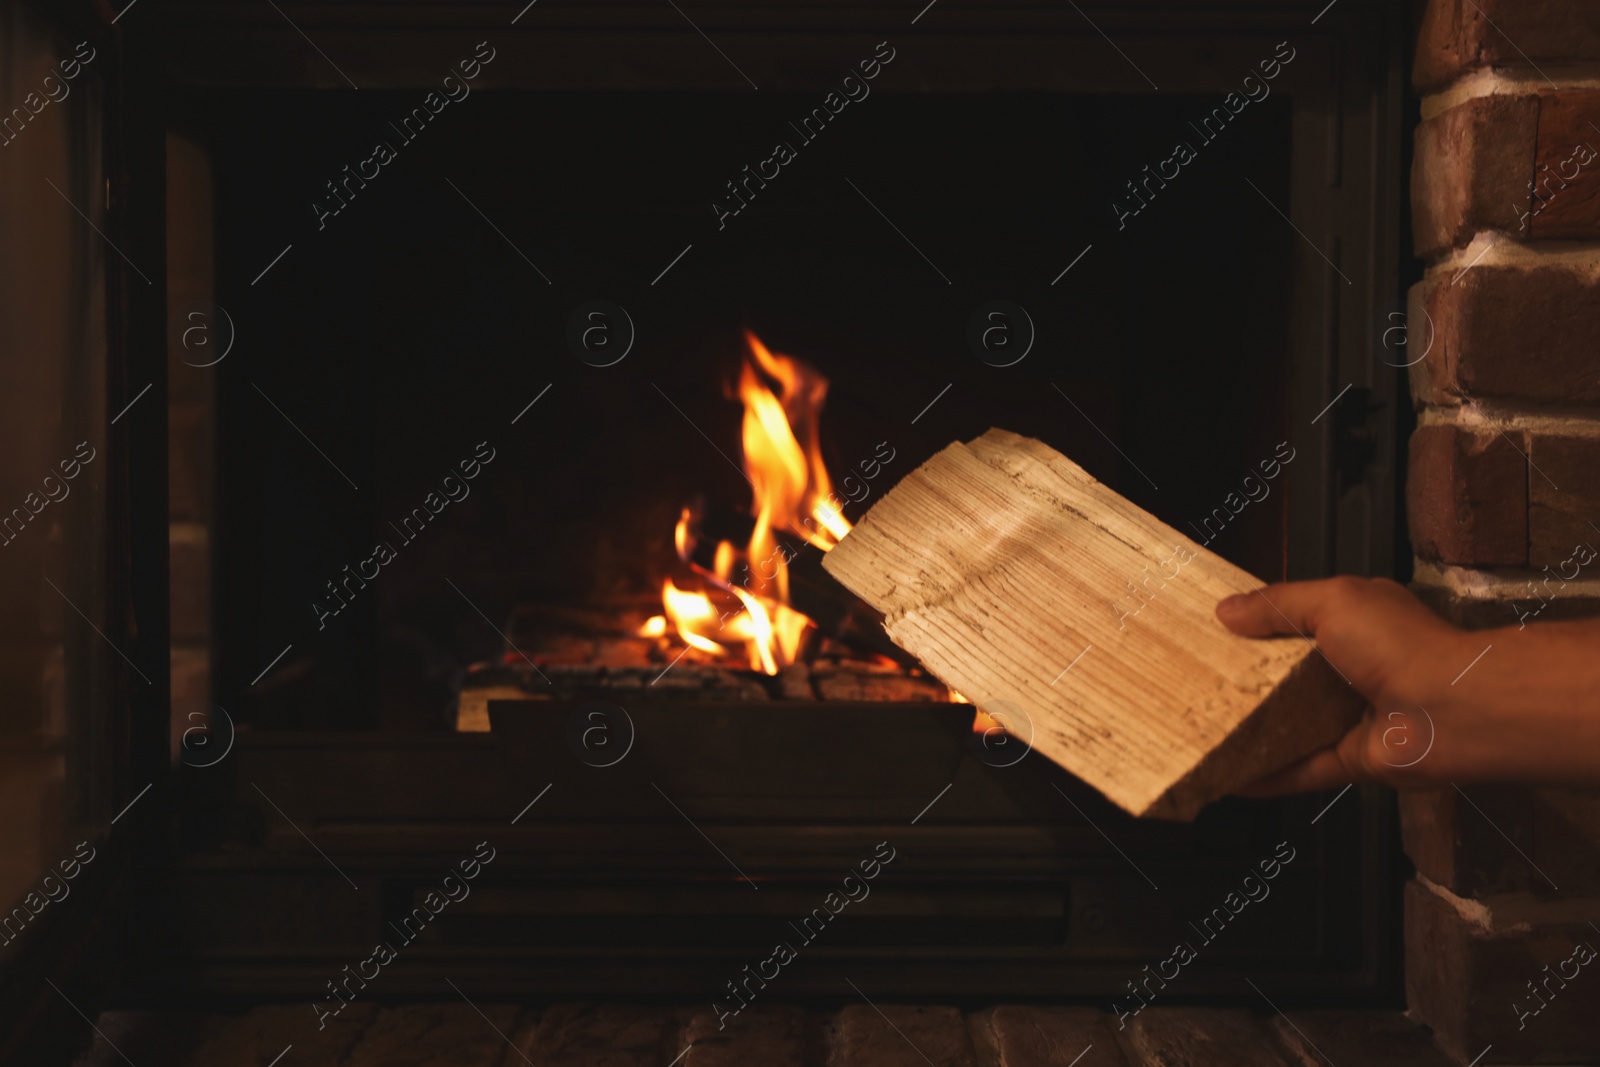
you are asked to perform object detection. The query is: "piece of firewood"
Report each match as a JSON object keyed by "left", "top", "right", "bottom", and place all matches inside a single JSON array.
[{"left": 821, "top": 428, "right": 1364, "bottom": 820}]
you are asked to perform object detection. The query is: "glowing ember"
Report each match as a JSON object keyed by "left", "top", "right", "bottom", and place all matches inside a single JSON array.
[{"left": 641, "top": 332, "right": 853, "bottom": 675}]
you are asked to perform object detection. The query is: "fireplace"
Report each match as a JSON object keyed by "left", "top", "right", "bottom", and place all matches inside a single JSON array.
[
  {"left": 127, "top": 0, "right": 1417, "bottom": 1015},
  {"left": 24, "top": 0, "right": 1600, "bottom": 1063}
]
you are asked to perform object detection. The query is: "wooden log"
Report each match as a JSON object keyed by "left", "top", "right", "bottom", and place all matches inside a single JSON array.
[{"left": 821, "top": 429, "right": 1364, "bottom": 820}]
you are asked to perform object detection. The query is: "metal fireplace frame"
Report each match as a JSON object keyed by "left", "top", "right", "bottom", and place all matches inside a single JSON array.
[
  {"left": 153, "top": 0, "right": 1411, "bottom": 1006},
  {"left": 165, "top": 700, "right": 1398, "bottom": 1002}
]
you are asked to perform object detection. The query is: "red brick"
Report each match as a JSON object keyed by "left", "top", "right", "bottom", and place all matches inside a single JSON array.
[
  {"left": 69, "top": 1012, "right": 217, "bottom": 1067},
  {"left": 169, "top": 646, "right": 209, "bottom": 763},
  {"left": 1400, "top": 789, "right": 1461, "bottom": 889},
  {"left": 1267, "top": 1012, "right": 1458, "bottom": 1067},
  {"left": 1403, "top": 784, "right": 1600, "bottom": 897},
  {"left": 191, "top": 1003, "right": 378, "bottom": 1067},
  {"left": 1405, "top": 879, "right": 1600, "bottom": 1064},
  {"left": 344, "top": 1003, "right": 522, "bottom": 1067},
  {"left": 1412, "top": 96, "right": 1538, "bottom": 258},
  {"left": 1408, "top": 424, "right": 1528, "bottom": 566},
  {"left": 1416, "top": 0, "right": 1600, "bottom": 94},
  {"left": 1529, "top": 91, "right": 1600, "bottom": 240},
  {"left": 831, "top": 1004, "right": 978, "bottom": 1067},
  {"left": 1406, "top": 278, "right": 1453, "bottom": 408},
  {"left": 986, "top": 1006, "right": 1127, "bottom": 1067},
  {"left": 1529, "top": 432, "right": 1600, "bottom": 568},
  {"left": 1535, "top": 787, "right": 1600, "bottom": 887},
  {"left": 168, "top": 401, "right": 213, "bottom": 522},
  {"left": 528, "top": 1004, "right": 677, "bottom": 1067},
  {"left": 169, "top": 522, "right": 210, "bottom": 642},
  {"left": 1409, "top": 266, "right": 1600, "bottom": 405},
  {"left": 682, "top": 1004, "right": 812, "bottom": 1067},
  {"left": 1120, "top": 1010, "right": 1295, "bottom": 1066},
  {"left": 1403, "top": 881, "right": 1481, "bottom": 1064},
  {"left": 1412, "top": 580, "right": 1600, "bottom": 630}
]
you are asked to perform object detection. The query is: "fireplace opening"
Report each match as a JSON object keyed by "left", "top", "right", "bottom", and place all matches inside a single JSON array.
[
  {"left": 162, "top": 8, "right": 1405, "bottom": 1006},
  {"left": 210, "top": 89, "right": 1296, "bottom": 732},
  {"left": 134, "top": 0, "right": 1414, "bottom": 1011}
]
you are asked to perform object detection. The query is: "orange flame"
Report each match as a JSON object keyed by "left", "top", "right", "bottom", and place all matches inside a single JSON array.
[
  {"left": 741, "top": 332, "right": 852, "bottom": 553},
  {"left": 641, "top": 332, "right": 852, "bottom": 674}
]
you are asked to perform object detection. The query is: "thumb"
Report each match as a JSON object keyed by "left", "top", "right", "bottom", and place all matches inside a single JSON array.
[{"left": 1215, "top": 579, "right": 1344, "bottom": 639}]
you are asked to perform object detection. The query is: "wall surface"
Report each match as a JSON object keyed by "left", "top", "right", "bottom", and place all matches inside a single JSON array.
[
  {"left": 1407, "top": 2, "right": 1600, "bottom": 1062},
  {"left": 166, "top": 130, "right": 215, "bottom": 765}
]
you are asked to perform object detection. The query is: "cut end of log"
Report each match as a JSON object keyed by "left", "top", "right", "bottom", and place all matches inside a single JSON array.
[{"left": 822, "top": 428, "right": 1364, "bottom": 821}]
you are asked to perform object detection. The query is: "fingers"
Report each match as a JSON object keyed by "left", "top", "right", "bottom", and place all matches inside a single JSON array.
[
  {"left": 1233, "top": 748, "right": 1358, "bottom": 797},
  {"left": 1214, "top": 578, "right": 1351, "bottom": 639},
  {"left": 1233, "top": 714, "right": 1376, "bottom": 797}
]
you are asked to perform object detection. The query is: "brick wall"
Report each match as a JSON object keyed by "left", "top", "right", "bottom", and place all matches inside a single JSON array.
[{"left": 1407, "top": 3, "right": 1600, "bottom": 1063}]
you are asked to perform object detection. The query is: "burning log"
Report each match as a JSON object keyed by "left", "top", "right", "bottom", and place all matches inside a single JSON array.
[
  {"left": 822, "top": 428, "right": 1364, "bottom": 821},
  {"left": 673, "top": 500, "right": 910, "bottom": 666},
  {"left": 454, "top": 653, "right": 950, "bottom": 729},
  {"left": 784, "top": 549, "right": 916, "bottom": 667}
]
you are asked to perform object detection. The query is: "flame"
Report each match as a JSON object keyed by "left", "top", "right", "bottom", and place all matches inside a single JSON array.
[
  {"left": 673, "top": 507, "right": 693, "bottom": 557},
  {"left": 742, "top": 332, "right": 852, "bottom": 551},
  {"left": 651, "top": 332, "right": 853, "bottom": 675},
  {"left": 661, "top": 578, "right": 737, "bottom": 654}
]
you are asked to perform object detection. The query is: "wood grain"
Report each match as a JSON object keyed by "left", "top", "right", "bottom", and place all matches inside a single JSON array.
[{"left": 822, "top": 429, "right": 1363, "bottom": 820}]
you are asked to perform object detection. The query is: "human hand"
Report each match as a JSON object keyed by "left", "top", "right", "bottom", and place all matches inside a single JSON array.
[{"left": 1215, "top": 577, "right": 1600, "bottom": 794}]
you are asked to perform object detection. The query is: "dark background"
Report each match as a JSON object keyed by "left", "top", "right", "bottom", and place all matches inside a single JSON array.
[{"left": 211, "top": 89, "right": 1294, "bottom": 728}]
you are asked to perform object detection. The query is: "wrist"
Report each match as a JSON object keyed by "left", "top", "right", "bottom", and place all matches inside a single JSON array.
[
  {"left": 1430, "top": 617, "right": 1600, "bottom": 783},
  {"left": 1384, "top": 616, "right": 1481, "bottom": 714}
]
